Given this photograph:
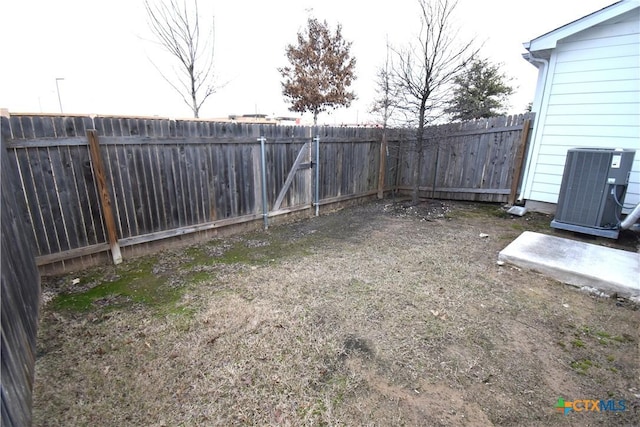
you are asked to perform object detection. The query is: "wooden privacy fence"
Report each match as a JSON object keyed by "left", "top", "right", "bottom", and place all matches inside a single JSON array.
[
  {"left": 390, "top": 114, "right": 534, "bottom": 203},
  {"left": 1, "top": 112, "right": 533, "bottom": 273},
  {"left": 1, "top": 113, "right": 385, "bottom": 273}
]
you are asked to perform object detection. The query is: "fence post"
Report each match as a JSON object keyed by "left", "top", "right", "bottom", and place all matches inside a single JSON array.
[
  {"left": 509, "top": 118, "right": 532, "bottom": 205},
  {"left": 314, "top": 135, "right": 320, "bottom": 216},
  {"left": 377, "top": 129, "right": 387, "bottom": 199},
  {"left": 87, "top": 130, "right": 122, "bottom": 264},
  {"left": 258, "top": 136, "right": 269, "bottom": 230}
]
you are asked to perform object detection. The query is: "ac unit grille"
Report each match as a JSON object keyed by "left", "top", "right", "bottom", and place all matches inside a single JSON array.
[
  {"left": 551, "top": 148, "right": 635, "bottom": 239},
  {"left": 555, "top": 151, "right": 608, "bottom": 226}
]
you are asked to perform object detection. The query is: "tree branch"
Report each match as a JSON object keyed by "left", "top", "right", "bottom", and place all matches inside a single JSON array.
[{"left": 144, "top": 0, "right": 218, "bottom": 118}]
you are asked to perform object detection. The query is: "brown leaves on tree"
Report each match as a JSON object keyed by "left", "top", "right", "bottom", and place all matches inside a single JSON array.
[{"left": 279, "top": 18, "right": 356, "bottom": 124}]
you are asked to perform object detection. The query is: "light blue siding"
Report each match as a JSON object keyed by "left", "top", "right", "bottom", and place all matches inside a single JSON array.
[{"left": 523, "top": 7, "right": 640, "bottom": 212}]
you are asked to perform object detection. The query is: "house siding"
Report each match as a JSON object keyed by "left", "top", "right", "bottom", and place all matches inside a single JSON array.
[{"left": 523, "top": 8, "right": 640, "bottom": 212}]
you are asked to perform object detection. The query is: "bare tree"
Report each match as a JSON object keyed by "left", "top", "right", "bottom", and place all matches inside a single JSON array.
[
  {"left": 371, "top": 39, "right": 400, "bottom": 130},
  {"left": 144, "top": 0, "right": 217, "bottom": 118},
  {"left": 371, "top": 40, "right": 399, "bottom": 199},
  {"left": 391, "top": 0, "right": 478, "bottom": 204},
  {"left": 279, "top": 18, "right": 356, "bottom": 125}
]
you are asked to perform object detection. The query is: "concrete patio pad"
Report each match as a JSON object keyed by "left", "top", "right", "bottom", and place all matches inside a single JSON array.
[{"left": 498, "top": 231, "right": 640, "bottom": 298}]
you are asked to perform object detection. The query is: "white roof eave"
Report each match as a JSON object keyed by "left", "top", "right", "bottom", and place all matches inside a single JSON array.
[{"left": 526, "top": 0, "right": 639, "bottom": 52}]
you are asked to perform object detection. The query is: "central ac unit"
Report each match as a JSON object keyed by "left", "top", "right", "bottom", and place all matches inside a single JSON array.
[{"left": 551, "top": 148, "right": 635, "bottom": 239}]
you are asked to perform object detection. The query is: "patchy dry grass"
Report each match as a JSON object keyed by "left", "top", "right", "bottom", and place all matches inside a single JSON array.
[{"left": 34, "top": 200, "right": 640, "bottom": 426}]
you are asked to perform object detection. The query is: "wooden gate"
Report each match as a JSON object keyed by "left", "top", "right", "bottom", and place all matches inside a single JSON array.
[
  {"left": 272, "top": 141, "right": 313, "bottom": 213},
  {"left": 267, "top": 140, "right": 314, "bottom": 220}
]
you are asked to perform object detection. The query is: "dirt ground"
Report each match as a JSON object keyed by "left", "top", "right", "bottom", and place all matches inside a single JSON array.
[{"left": 33, "top": 199, "right": 639, "bottom": 426}]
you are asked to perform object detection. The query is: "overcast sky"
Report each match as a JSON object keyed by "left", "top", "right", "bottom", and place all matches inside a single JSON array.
[{"left": 0, "top": 0, "right": 616, "bottom": 125}]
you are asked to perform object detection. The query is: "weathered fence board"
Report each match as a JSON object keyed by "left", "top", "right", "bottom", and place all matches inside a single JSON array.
[
  {"left": 391, "top": 114, "right": 534, "bottom": 202},
  {"left": 1, "top": 124, "right": 41, "bottom": 427},
  {"left": 318, "top": 138, "right": 380, "bottom": 201}
]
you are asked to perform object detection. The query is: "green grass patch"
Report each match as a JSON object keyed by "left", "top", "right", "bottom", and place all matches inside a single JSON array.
[
  {"left": 181, "top": 232, "right": 314, "bottom": 269},
  {"left": 571, "top": 339, "right": 585, "bottom": 348},
  {"left": 571, "top": 359, "right": 593, "bottom": 375},
  {"left": 573, "top": 326, "right": 634, "bottom": 346},
  {"left": 51, "top": 258, "right": 182, "bottom": 312},
  {"left": 50, "top": 227, "right": 322, "bottom": 313},
  {"left": 612, "top": 334, "right": 633, "bottom": 343}
]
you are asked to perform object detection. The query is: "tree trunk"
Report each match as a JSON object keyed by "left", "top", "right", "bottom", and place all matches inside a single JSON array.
[
  {"left": 411, "top": 133, "right": 422, "bottom": 205},
  {"left": 412, "top": 107, "right": 426, "bottom": 205},
  {"left": 191, "top": 76, "right": 199, "bottom": 118}
]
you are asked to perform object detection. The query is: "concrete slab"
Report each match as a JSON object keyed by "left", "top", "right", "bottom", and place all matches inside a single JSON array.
[{"left": 498, "top": 231, "right": 640, "bottom": 298}]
